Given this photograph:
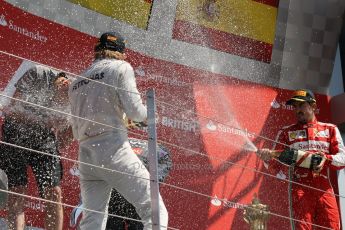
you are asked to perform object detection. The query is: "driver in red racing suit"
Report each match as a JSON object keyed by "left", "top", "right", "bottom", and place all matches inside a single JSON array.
[{"left": 258, "top": 89, "right": 345, "bottom": 230}]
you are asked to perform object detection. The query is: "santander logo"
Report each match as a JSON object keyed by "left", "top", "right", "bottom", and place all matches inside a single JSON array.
[
  {"left": 0, "top": 14, "right": 7, "bottom": 26},
  {"left": 210, "top": 195, "right": 244, "bottom": 209},
  {"left": 134, "top": 66, "right": 146, "bottom": 77},
  {"left": 206, "top": 120, "right": 217, "bottom": 131},
  {"left": 270, "top": 99, "right": 280, "bottom": 109},
  {"left": 211, "top": 195, "right": 222, "bottom": 206},
  {"left": 270, "top": 99, "right": 320, "bottom": 114},
  {"left": 0, "top": 14, "right": 48, "bottom": 42}
]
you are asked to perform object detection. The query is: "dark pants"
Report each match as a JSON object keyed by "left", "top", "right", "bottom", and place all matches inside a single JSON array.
[
  {"left": 106, "top": 189, "right": 143, "bottom": 230},
  {"left": 0, "top": 117, "right": 62, "bottom": 197}
]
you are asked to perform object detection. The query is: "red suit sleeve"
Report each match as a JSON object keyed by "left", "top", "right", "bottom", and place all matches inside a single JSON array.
[{"left": 327, "top": 126, "right": 345, "bottom": 170}]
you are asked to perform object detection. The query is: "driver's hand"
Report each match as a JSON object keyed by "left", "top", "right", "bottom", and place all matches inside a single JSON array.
[{"left": 312, "top": 152, "right": 327, "bottom": 176}]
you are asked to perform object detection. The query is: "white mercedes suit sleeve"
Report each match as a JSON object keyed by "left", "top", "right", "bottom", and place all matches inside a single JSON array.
[{"left": 117, "top": 63, "right": 147, "bottom": 122}]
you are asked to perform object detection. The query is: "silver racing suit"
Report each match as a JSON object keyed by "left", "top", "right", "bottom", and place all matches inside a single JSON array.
[{"left": 69, "top": 58, "right": 168, "bottom": 230}]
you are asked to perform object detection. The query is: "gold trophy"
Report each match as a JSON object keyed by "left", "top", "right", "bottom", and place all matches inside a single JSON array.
[{"left": 243, "top": 194, "right": 269, "bottom": 230}]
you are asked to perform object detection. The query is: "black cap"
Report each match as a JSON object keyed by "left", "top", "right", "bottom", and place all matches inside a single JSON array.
[
  {"left": 95, "top": 32, "right": 126, "bottom": 53},
  {"left": 57, "top": 72, "right": 67, "bottom": 79},
  {"left": 286, "top": 89, "right": 316, "bottom": 105}
]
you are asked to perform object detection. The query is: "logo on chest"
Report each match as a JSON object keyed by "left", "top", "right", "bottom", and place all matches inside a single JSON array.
[
  {"left": 315, "top": 129, "right": 330, "bottom": 138},
  {"left": 288, "top": 130, "right": 307, "bottom": 141}
]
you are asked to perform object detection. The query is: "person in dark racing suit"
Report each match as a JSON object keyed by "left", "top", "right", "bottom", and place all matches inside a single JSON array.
[{"left": 0, "top": 67, "right": 71, "bottom": 230}]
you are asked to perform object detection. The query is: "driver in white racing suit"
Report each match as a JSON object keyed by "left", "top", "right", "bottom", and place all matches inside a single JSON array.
[{"left": 68, "top": 31, "right": 168, "bottom": 230}]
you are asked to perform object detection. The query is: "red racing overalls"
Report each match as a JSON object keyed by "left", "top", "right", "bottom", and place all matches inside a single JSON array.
[{"left": 269, "top": 119, "right": 345, "bottom": 230}]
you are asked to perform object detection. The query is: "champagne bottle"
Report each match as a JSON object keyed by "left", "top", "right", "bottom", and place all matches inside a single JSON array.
[{"left": 268, "top": 149, "right": 323, "bottom": 169}]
